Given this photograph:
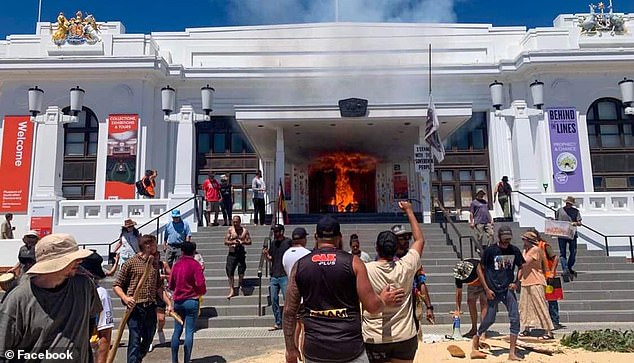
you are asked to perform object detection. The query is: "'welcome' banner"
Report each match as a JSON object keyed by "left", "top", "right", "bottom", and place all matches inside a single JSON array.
[
  {"left": 0, "top": 116, "right": 34, "bottom": 212},
  {"left": 105, "top": 114, "right": 139, "bottom": 199}
]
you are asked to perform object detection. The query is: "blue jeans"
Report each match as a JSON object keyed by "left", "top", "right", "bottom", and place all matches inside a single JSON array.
[
  {"left": 270, "top": 276, "right": 288, "bottom": 327},
  {"left": 558, "top": 237, "right": 578, "bottom": 272},
  {"left": 127, "top": 304, "right": 157, "bottom": 363},
  {"left": 549, "top": 300, "right": 560, "bottom": 325},
  {"left": 171, "top": 299, "right": 200, "bottom": 363},
  {"left": 477, "top": 290, "right": 520, "bottom": 337}
]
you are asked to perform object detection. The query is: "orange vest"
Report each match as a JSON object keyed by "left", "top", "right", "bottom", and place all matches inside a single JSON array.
[
  {"left": 538, "top": 240, "right": 556, "bottom": 278},
  {"left": 144, "top": 177, "right": 156, "bottom": 197}
]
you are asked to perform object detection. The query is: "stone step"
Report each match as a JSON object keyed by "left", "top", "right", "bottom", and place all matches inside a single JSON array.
[{"left": 415, "top": 289, "right": 634, "bottom": 303}]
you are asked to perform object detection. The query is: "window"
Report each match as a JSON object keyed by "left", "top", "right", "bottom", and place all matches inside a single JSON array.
[
  {"left": 587, "top": 97, "right": 634, "bottom": 191},
  {"left": 62, "top": 107, "right": 99, "bottom": 200}
]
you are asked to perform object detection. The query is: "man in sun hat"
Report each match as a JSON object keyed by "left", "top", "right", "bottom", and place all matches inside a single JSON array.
[
  {"left": 8, "top": 230, "right": 40, "bottom": 276},
  {"left": 470, "top": 189, "right": 494, "bottom": 249},
  {"left": 0, "top": 233, "right": 102, "bottom": 362},
  {"left": 556, "top": 196, "right": 582, "bottom": 281},
  {"left": 163, "top": 209, "right": 192, "bottom": 267}
]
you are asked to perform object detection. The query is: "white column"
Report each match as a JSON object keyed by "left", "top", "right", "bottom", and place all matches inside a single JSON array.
[
  {"left": 31, "top": 106, "right": 65, "bottom": 203},
  {"left": 274, "top": 128, "right": 285, "bottom": 223},
  {"left": 170, "top": 105, "right": 196, "bottom": 198},
  {"left": 499, "top": 100, "right": 543, "bottom": 194},
  {"left": 418, "top": 126, "right": 432, "bottom": 223}
]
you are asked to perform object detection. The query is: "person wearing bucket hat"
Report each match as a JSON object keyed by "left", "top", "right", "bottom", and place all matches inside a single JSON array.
[
  {"left": 471, "top": 226, "right": 525, "bottom": 361},
  {"left": 219, "top": 174, "right": 233, "bottom": 226},
  {"left": 494, "top": 176, "right": 513, "bottom": 220},
  {"left": 8, "top": 230, "right": 40, "bottom": 276},
  {"left": 470, "top": 188, "right": 494, "bottom": 249},
  {"left": 556, "top": 196, "right": 582, "bottom": 280},
  {"left": 112, "top": 218, "right": 141, "bottom": 270},
  {"left": 0, "top": 233, "right": 102, "bottom": 363},
  {"left": 163, "top": 209, "right": 192, "bottom": 267},
  {"left": 454, "top": 258, "right": 488, "bottom": 338},
  {"left": 81, "top": 251, "right": 115, "bottom": 363}
]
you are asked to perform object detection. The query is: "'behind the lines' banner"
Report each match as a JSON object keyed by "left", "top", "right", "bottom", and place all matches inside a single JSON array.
[
  {"left": 547, "top": 107, "right": 585, "bottom": 192},
  {"left": 0, "top": 116, "right": 34, "bottom": 212},
  {"left": 105, "top": 114, "right": 139, "bottom": 199}
]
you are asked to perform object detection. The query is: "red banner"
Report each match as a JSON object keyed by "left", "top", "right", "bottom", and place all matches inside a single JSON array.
[
  {"left": 0, "top": 116, "right": 34, "bottom": 213},
  {"left": 105, "top": 114, "right": 139, "bottom": 199}
]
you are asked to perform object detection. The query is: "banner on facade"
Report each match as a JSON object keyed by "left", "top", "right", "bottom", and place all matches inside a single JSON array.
[
  {"left": 414, "top": 144, "right": 434, "bottom": 174},
  {"left": 547, "top": 108, "right": 585, "bottom": 192},
  {"left": 105, "top": 114, "right": 139, "bottom": 199},
  {"left": 0, "top": 116, "right": 34, "bottom": 213},
  {"left": 393, "top": 164, "right": 409, "bottom": 200},
  {"left": 30, "top": 205, "right": 53, "bottom": 237}
]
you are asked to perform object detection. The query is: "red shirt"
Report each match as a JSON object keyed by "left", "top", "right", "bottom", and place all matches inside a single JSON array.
[
  {"left": 202, "top": 178, "right": 221, "bottom": 202},
  {"left": 169, "top": 256, "right": 206, "bottom": 302}
]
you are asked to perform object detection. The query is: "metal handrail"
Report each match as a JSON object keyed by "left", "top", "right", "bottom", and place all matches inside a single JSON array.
[
  {"left": 79, "top": 195, "right": 200, "bottom": 259},
  {"left": 433, "top": 198, "right": 481, "bottom": 260},
  {"left": 513, "top": 190, "right": 634, "bottom": 260}
]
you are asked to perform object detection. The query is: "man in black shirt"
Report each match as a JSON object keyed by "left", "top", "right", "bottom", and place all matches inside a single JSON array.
[
  {"left": 263, "top": 224, "right": 292, "bottom": 331},
  {"left": 219, "top": 175, "right": 233, "bottom": 226},
  {"left": 471, "top": 226, "right": 524, "bottom": 361}
]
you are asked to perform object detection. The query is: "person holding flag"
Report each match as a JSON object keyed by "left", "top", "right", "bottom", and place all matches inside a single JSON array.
[{"left": 278, "top": 179, "right": 289, "bottom": 225}]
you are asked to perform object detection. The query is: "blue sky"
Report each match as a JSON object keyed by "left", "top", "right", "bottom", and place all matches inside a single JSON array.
[{"left": 2, "top": 0, "right": 633, "bottom": 39}]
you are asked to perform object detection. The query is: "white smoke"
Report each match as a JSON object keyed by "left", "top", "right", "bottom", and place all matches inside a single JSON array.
[{"left": 216, "top": 0, "right": 458, "bottom": 25}]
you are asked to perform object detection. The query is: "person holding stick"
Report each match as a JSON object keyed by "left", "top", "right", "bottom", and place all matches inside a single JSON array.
[{"left": 113, "top": 235, "right": 173, "bottom": 363}]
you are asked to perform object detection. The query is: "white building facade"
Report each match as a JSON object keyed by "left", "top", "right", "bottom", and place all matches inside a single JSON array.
[{"left": 1, "top": 9, "right": 634, "bottom": 256}]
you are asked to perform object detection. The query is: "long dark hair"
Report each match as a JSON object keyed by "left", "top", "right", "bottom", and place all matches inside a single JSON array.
[{"left": 119, "top": 226, "right": 141, "bottom": 238}]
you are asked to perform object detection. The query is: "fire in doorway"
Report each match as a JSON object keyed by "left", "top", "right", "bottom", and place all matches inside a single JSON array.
[{"left": 310, "top": 152, "right": 377, "bottom": 213}]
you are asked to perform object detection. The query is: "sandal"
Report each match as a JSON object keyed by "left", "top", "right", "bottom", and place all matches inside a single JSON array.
[
  {"left": 540, "top": 334, "right": 555, "bottom": 340},
  {"left": 519, "top": 330, "right": 530, "bottom": 337},
  {"left": 268, "top": 325, "right": 282, "bottom": 331}
]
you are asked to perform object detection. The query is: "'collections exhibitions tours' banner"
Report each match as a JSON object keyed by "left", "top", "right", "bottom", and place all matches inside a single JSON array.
[
  {"left": 547, "top": 107, "right": 585, "bottom": 192},
  {"left": 0, "top": 116, "right": 34, "bottom": 213},
  {"left": 105, "top": 114, "right": 139, "bottom": 199}
]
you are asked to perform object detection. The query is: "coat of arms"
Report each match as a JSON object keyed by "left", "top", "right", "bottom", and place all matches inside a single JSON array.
[
  {"left": 52, "top": 11, "right": 101, "bottom": 46},
  {"left": 578, "top": 1, "right": 626, "bottom": 36}
]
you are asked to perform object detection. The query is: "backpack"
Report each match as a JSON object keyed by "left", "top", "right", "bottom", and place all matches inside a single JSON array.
[{"left": 135, "top": 178, "right": 148, "bottom": 196}]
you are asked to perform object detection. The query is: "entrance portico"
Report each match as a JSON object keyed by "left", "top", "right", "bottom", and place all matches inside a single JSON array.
[{"left": 236, "top": 103, "right": 471, "bottom": 220}]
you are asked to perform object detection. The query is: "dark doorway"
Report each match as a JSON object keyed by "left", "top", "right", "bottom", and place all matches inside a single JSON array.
[{"left": 309, "top": 169, "right": 376, "bottom": 213}]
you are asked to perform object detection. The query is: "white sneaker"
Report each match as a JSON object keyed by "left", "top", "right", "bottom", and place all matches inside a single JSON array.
[
  {"left": 158, "top": 330, "right": 166, "bottom": 344},
  {"left": 148, "top": 343, "right": 154, "bottom": 352}
]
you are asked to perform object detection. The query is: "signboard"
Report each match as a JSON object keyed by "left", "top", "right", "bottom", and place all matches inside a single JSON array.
[
  {"left": 30, "top": 205, "right": 53, "bottom": 237},
  {"left": 547, "top": 108, "right": 585, "bottom": 192},
  {"left": 392, "top": 164, "right": 408, "bottom": 199},
  {"left": 105, "top": 114, "right": 139, "bottom": 199},
  {"left": 0, "top": 116, "right": 34, "bottom": 213},
  {"left": 414, "top": 144, "right": 434, "bottom": 173},
  {"left": 544, "top": 219, "right": 576, "bottom": 239}
]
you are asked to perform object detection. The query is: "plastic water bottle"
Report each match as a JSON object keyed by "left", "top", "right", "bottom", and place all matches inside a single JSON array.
[{"left": 451, "top": 314, "right": 462, "bottom": 340}]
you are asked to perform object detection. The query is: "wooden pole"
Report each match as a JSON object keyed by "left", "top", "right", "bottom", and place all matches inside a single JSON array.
[{"left": 106, "top": 255, "right": 154, "bottom": 363}]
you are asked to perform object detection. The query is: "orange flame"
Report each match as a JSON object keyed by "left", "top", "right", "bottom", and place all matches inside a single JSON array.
[{"left": 311, "top": 152, "right": 377, "bottom": 212}]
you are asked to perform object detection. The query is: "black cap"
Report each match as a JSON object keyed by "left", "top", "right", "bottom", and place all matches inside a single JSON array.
[
  {"left": 316, "top": 215, "right": 341, "bottom": 238},
  {"left": 292, "top": 227, "right": 307, "bottom": 240},
  {"left": 80, "top": 250, "right": 106, "bottom": 280},
  {"left": 502, "top": 176, "right": 509, "bottom": 181},
  {"left": 271, "top": 224, "right": 284, "bottom": 232}
]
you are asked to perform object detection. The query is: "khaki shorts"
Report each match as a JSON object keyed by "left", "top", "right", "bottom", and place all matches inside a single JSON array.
[
  {"left": 467, "top": 284, "right": 486, "bottom": 301},
  {"left": 206, "top": 201, "right": 220, "bottom": 212}
]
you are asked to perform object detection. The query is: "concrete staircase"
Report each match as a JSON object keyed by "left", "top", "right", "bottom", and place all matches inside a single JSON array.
[{"left": 98, "top": 221, "right": 634, "bottom": 329}]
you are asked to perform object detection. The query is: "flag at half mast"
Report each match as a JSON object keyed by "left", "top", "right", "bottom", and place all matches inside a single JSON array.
[{"left": 424, "top": 96, "right": 445, "bottom": 163}]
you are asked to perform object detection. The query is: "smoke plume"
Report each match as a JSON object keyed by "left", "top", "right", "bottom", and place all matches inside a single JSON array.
[{"left": 216, "top": 0, "right": 458, "bottom": 25}]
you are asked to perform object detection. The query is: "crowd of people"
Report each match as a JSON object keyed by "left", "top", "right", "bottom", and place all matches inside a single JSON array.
[{"left": 0, "top": 185, "right": 583, "bottom": 363}]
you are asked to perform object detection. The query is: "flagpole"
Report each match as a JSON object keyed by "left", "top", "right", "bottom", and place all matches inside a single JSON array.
[
  {"left": 335, "top": 0, "right": 339, "bottom": 22},
  {"left": 37, "top": 0, "right": 43, "bottom": 29},
  {"left": 429, "top": 44, "right": 432, "bottom": 96}
]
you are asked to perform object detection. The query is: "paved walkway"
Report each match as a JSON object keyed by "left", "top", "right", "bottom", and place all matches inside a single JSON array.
[{"left": 111, "top": 322, "right": 634, "bottom": 362}]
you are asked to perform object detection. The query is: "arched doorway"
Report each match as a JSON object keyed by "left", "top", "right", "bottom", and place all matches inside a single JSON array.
[{"left": 62, "top": 106, "right": 99, "bottom": 199}]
